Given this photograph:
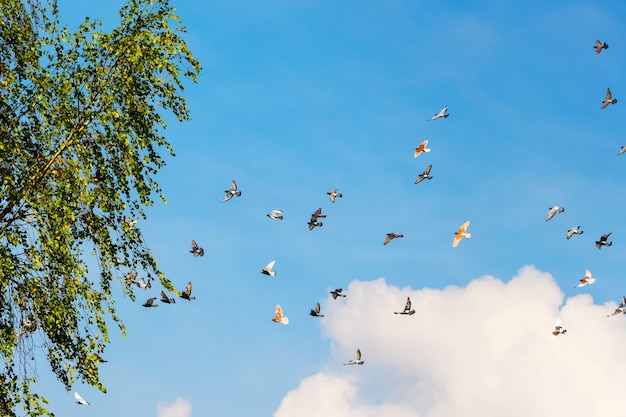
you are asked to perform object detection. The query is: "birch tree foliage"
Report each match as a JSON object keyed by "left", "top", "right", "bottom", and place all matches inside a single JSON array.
[{"left": 0, "top": 0, "right": 200, "bottom": 415}]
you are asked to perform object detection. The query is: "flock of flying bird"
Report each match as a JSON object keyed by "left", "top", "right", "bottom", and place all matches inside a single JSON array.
[{"left": 72, "top": 38, "right": 626, "bottom": 405}]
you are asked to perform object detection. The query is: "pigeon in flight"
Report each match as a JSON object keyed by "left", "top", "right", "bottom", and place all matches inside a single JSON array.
[
  {"left": 74, "top": 391, "right": 90, "bottom": 405},
  {"left": 190, "top": 240, "right": 204, "bottom": 257},
  {"left": 180, "top": 282, "right": 196, "bottom": 301},
  {"left": 551, "top": 325, "right": 567, "bottom": 336},
  {"left": 160, "top": 291, "right": 176, "bottom": 304},
  {"left": 546, "top": 206, "right": 565, "bottom": 222},
  {"left": 261, "top": 260, "right": 277, "bottom": 276},
  {"left": 414, "top": 140, "right": 431, "bottom": 158},
  {"left": 308, "top": 207, "right": 326, "bottom": 230},
  {"left": 576, "top": 269, "right": 595, "bottom": 288},
  {"left": 330, "top": 288, "right": 346, "bottom": 299},
  {"left": 415, "top": 164, "right": 433, "bottom": 184},
  {"left": 601, "top": 88, "right": 617, "bottom": 109},
  {"left": 272, "top": 304, "right": 289, "bottom": 324},
  {"left": 566, "top": 226, "right": 583, "bottom": 240},
  {"left": 428, "top": 106, "right": 449, "bottom": 121},
  {"left": 310, "top": 302, "right": 324, "bottom": 317},
  {"left": 221, "top": 180, "right": 242, "bottom": 202},
  {"left": 618, "top": 146, "right": 626, "bottom": 156},
  {"left": 327, "top": 189, "right": 343, "bottom": 203},
  {"left": 607, "top": 296, "right": 626, "bottom": 317},
  {"left": 344, "top": 348, "right": 364, "bottom": 365},
  {"left": 383, "top": 233, "right": 404, "bottom": 246},
  {"left": 267, "top": 209, "right": 284, "bottom": 220},
  {"left": 595, "top": 232, "right": 613, "bottom": 250},
  {"left": 453, "top": 221, "right": 472, "bottom": 247},
  {"left": 142, "top": 297, "right": 158, "bottom": 308},
  {"left": 394, "top": 297, "right": 415, "bottom": 315},
  {"left": 594, "top": 39, "right": 609, "bottom": 54},
  {"left": 136, "top": 277, "right": 151, "bottom": 290},
  {"left": 125, "top": 271, "right": 138, "bottom": 286}
]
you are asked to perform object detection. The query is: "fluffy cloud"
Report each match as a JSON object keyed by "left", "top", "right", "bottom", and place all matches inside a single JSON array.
[
  {"left": 157, "top": 398, "right": 192, "bottom": 417},
  {"left": 274, "top": 266, "right": 626, "bottom": 417}
]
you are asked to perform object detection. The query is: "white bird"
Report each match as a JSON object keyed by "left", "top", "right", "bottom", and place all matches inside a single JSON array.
[
  {"left": 576, "top": 269, "right": 596, "bottom": 288},
  {"left": 327, "top": 189, "right": 343, "bottom": 203},
  {"left": 607, "top": 296, "right": 626, "bottom": 317},
  {"left": 414, "top": 140, "right": 431, "bottom": 158},
  {"left": 136, "top": 277, "right": 151, "bottom": 290},
  {"left": 221, "top": 180, "right": 242, "bottom": 202},
  {"left": 394, "top": 297, "right": 415, "bottom": 315},
  {"left": 546, "top": 206, "right": 565, "bottom": 222},
  {"left": 452, "top": 221, "right": 471, "bottom": 247},
  {"left": 566, "top": 226, "right": 583, "bottom": 240},
  {"left": 272, "top": 304, "right": 289, "bottom": 324},
  {"left": 261, "top": 260, "right": 277, "bottom": 276},
  {"left": 74, "top": 391, "right": 90, "bottom": 405},
  {"left": 428, "top": 106, "right": 449, "bottom": 121},
  {"left": 618, "top": 146, "right": 626, "bottom": 156},
  {"left": 344, "top": 348, "right": 364, "bottom": 365},
  {"left": 267, "top": 209, "right": 284, "bottom": 220}
]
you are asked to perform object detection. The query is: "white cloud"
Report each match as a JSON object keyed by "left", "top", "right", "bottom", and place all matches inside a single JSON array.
[
  {"left": 274, "top": 266, "right": 626, "bottom": 417},
  {"left": 157, "top": 398, "right": 192, "bottom": 417}
]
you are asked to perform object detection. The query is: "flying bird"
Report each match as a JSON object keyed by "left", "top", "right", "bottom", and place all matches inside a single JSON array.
[
  {"left": 594, "top": 39, "right": 609, "bottom": 54},
  {"left": 142, "top": 297, "right": 158, "bottom": 308},
  {"left": 125, "top": 271, "right": 138, "bottom": 286},
  {"left": 308, "top": 207, "right": 326, "bottom": 230},
  {"left": 221, "top": 180, "right": 242, "bottom": 202},
  {"left": 74, "top": 391, "right": 90, "bottom": 405},
  {"left": 414, "top": 140, "right": 431, "bottom": 158},
  {"left": 344, "top": 348, "right": 364, "bottom": 365},
  {"left": 576, "top": 269, "right": 596, "bottom": 288},
  {"left": 566, "top": 226, "right": 583, "bottom": 240},
  {"left": 272, "top": 304, "right": 289, "bottom": 324},
  {"left": 310, "top": 302, "right": 324, "bottom": 317},
  {"left": 136, "top": 277, "right": 151, "bottom": 290},
  {"left": 428, "top": 106, "right": 449, "bottom": 121},
  {"left": 618, "top": 146, "right": 626, "bottom": 155},
  {"left": 452, "top": 221, "right": 472, "bottom": 247},
  {"left": 601, "top": 88, "right": 617, "bottom": 109},
  {"left": 267, "top": 209, "right": 284, "bottom": 220},
  {"left": 190, "top": 240, "right": 204, "bottom": 257},
  {"left": 160, "top": 291, "right": 176, "bottom": 304},
  {"left": 180, "top": 282, "right": 196, "bottom": 301},
  {"left": 383, "top": 233, "right": 404, "bottom": 245},
  {"left": 595, "top": 232, "right": 613, "bottom": 250},
  {"left": 607, "top": 296, "right": 626, "bottom": 317},
  {"left": 415, "top": 164, "right": 433, "bottom": 184},
  {"left": 261, "top": 260, "right": 277, "bottom": 276},
  {"left": 552, "top": 325, "right": 567, "bottom": 336},
  {"left": 330, "top": 288, "right": 346, "bottom": 299},
  {"left": 394, "top": 297, "right": 415, "bottom": 315},
  {"left": 327, "top": 189, "right": 343, "bottom": 203},
  {"left": 545, "top": 206, "right": 565, "bottom": 222}
]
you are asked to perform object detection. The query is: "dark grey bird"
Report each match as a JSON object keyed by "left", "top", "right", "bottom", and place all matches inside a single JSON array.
[
  {"left": 566, "top": 226, "right": 583, "bottom": 240},
  {"left": 308, "top": 207, "right": 326, "bottom": 230},
  {"left": 310, "top": 302, "right": 324, "bottom": 317},
  {"left": 190, "top": 240, "right": 204, "bottom": 257},
  {"left": 160, "top": 291, "right": 176, "bottom": 304},
  {"left": 594, "top": 39, "right": 609, "bottom": 54},
  {"left": 384, "top": 233, "right": 404, "bottom": 246},
  {"left": 415, "top": 165, "right": 433, "bottom": 184},
  {"left": 607, "top": 296, "right": 626, "bottom": 317},
  {"left": 180, "top": 282, "right": 196, "bottom": 301},
  {"left": 267, "top": 209, "right": 284, "bottom": 220},
  {"left": 595, "top": 232, "right": 613, "bottom": 250},
  {"left": 601, "top": 88, "right": 617, "bottom": 109},
  {"left": 394, "top": 297, "right": 415, "bottom": 315},
  {"left": 142, "top": 297, "right": 158, "bottom": 308},
  {"left": 330, "top": 288, "right": 346, "bottom": 299},
  {"left": 327, "top": 189, "right": 343, "bottom": 203},
  {"left": 221, "top": 180, "right": 242, "bottom": 202}
]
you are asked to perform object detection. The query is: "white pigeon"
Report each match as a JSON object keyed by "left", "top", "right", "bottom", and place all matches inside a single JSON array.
[
  {"left": 74, "top": 391, "right": 90, "bottom": 405},
  {"left": 618, "top": 146, "right": 626, "bottom": 156},
  {"left": 545, "top": 206, "right": 565, "bottom": 222},
  {"left": 327, "top": 189, "right": 343, "bottom": 203},
  {"left": 136, "top": 277, "right": 151, "bottom": 290},
  {"left": 607, "top": 296, "right": 626, "bottom": 317},
  {"left": 566, "top": 226, "right": 583, "bottom": 240},
  {"left": 267, "top": 209, "right": 284, "bottom": 220},
  {"left": 261, "top": 260, "right": 277, "bottom": 276},
  {"left": 344, "top": 348, "right": 364, "bottom": 365},
  {"left": 428, "top": 106, "right": 449, "bottom": 121},
  {"left": 576, "top": 269, "right": 595, "bottom": 288}
]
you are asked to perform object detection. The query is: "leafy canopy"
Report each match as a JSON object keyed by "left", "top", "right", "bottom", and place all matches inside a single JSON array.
[{"left": 0, "top": 0, "right": 200, "bottom": 415}]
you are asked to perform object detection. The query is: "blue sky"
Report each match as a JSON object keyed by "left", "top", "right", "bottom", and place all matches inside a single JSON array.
[{"left": 33, "top": 0, "right": 626, "bottom": 416}]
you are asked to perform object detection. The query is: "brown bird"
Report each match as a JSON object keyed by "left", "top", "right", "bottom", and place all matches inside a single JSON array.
[
  {"left": 383, "top": 233, "right": 404, "bottom": 245},
  {"left": 272, "top": 304, "right": 289, "bottom": 324},
  {"left": 180, "top": 282, "right": 196, "bottom": 301},
  {"left": 414, "top": 140, "right": 431, "bottom": 158},
  {"left": 594, "top": 39, "right": 609, "bottom": 54},
  {"left": 601, "top": 88, "right": 617, "bottom": 109},
  {"left": 453, "top": 221, "right": 472, "bottom": 247},
  {"left": 142, "top": 297, "right": 158, "bottom": 308}
]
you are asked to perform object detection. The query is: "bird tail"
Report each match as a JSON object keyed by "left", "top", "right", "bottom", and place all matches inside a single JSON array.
[
  {"left": 282, "top": 317, "right": 289, "bottom": 325},
  {"left": 464, "top": 233, "right": 472, "bottom": 240},
  {"left": 235, "top": 191, "right": 242, "bottom": 196},
  {"left": 607, "top": 242, "right": 613, "bottom": 246}
]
